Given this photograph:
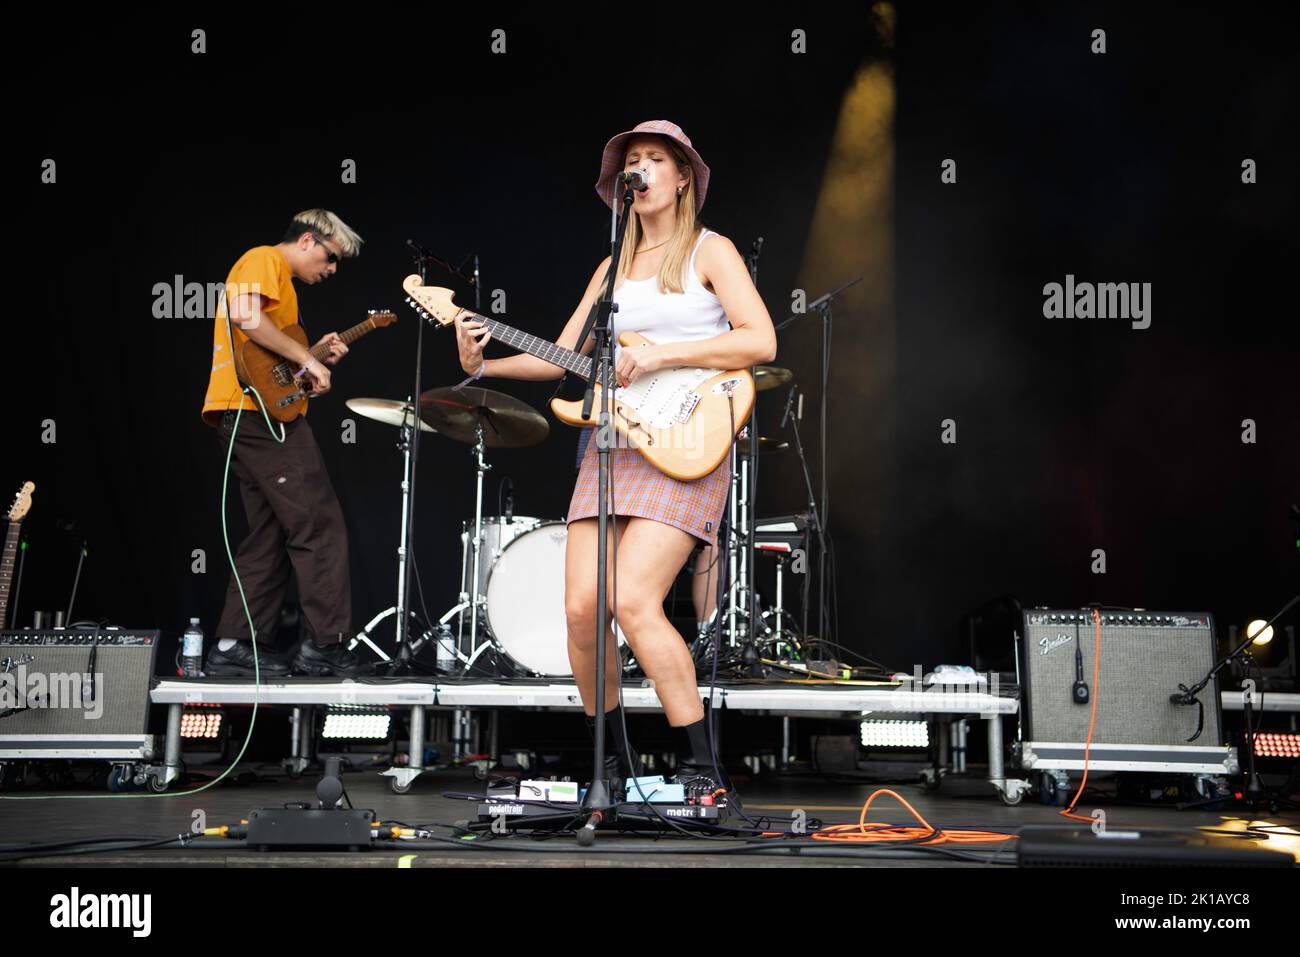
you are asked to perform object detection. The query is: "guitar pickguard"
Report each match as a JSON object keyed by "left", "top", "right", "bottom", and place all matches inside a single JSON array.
[{"left": 614, "top": 366, "right": 715, "bottom": 430}]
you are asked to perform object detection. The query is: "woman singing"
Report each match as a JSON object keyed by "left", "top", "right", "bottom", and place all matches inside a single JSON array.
[{"left": 454, "top": 120, "right": 776, "bottom": 803}]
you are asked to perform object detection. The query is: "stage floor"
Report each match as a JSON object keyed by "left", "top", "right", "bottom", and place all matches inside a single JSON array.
[{"left": 3, "top": 765, "right": 1297, "bottom": 868}]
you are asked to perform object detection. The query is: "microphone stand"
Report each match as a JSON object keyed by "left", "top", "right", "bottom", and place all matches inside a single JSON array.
[
  {"left": 1173, "top": 594, "right": 1300, "bottom": 810},
  {"left": 740, "top": 238, "right": 764, "bottom": 675},
  {"left": 774, "top": 275, "right": 862, "bottom": 643},
  {"left": 781, "top": 385, "right": 824, "bottom": 642},
  {"left": 577, "top": 180, "right": 636, "bottom": 846}
]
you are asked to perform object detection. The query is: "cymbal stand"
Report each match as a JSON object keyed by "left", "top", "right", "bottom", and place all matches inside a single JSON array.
[
  {"left": 349, "top": 401, "right": 426, "bottom": 664},
  {"left": 435, "top": 423, "right": 494, "bottom": 672}
]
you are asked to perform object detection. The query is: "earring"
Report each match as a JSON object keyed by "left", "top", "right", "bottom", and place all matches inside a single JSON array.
[{"left": 677, "top": 187, "right": 683, "bottom": 195}]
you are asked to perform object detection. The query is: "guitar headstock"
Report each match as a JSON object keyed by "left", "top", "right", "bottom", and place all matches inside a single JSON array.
[
  {"left": 403, "top": 275, "right": 468, "bottom": 328},
  {"left": 367, "top": 309, "right": 398, "bottom": 328},
  {"left": 6, "top": 482, "right": 34, "bottom": 522}
]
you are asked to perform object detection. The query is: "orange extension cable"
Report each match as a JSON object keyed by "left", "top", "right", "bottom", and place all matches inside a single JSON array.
[
  {"left": 809, "top": 788, "right": 1016, "bottom": 845},
  {"left": 1058, "top": 609, "right": 1102, "bottom": 824},
  {"left": 804, "top": 609, "right": 1102, "bottom": 843}
]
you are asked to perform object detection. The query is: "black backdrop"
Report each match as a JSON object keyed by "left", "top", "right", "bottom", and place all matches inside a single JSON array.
[{"left": 8, "top": 6, "right": 1296, "bottom": 678}]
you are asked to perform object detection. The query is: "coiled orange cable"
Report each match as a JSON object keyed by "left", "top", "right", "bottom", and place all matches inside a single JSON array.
[{"left": 809, "top": 788, "right": 1015, "bottom": 845}]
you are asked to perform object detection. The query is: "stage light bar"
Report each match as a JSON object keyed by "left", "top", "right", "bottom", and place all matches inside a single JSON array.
[
  {"left": 1251, "top": 732, "right": 1300, "bottom": 759},
  {"left": 860, "top": 719, "right": 928, "bottom": 749},
  {"left": 180, "top": 709, "right": 223, "bottom": 740},
  {"left": 322, "top": 707, "right": 391, "bottom": 740}
]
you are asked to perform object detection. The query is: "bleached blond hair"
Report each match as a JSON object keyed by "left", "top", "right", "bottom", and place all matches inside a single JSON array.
[{"left": 284, "top": 209, "right": 364, "bottom": 257}]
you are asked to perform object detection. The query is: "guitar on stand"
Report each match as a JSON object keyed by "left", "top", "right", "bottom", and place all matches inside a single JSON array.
[
  {"left": 233, "top": 310, "right": 397, "bottom": 421},
  {"left": 0, "top": 483, "right": 35, "bottom": 631}
]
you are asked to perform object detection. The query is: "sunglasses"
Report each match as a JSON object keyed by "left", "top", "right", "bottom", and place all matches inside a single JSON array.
[{"left": 310, "top": 234, "right": 341, "bottom": 265}]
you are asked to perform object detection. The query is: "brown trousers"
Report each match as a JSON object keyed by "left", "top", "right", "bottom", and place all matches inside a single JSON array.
[{"left": 215, "top": 411, "right": 352, "bottom": 646}]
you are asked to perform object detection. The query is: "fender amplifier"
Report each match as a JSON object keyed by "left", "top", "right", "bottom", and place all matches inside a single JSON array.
[
  {"left": 0, "top": 628, "right": 159, "bottom": 759},
  {"left": 1017, "top": 609, "right": 1236, "bottom": 775}
]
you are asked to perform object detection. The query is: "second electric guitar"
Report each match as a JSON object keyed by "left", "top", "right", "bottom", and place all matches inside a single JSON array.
[
  {"left": 233, "top": 310, "right": 397, "bottom": 422},
  {"left": 403, "top": 276, "right": 754, "bottom": 481}
]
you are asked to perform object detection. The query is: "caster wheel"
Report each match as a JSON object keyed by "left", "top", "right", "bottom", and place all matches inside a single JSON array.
[
  {"left": 921, "top": 771, "right": 942, "bottom": 791},
  {"left": 1037, "top": 773, "right": 1068, "bottom": 806},
  {"left": 1000, "top": 788, "right": 1024, "bottom": 806},
  {"left": 106, "top": 766, "right": 131, "bottom": 792},
  {"left": 148, "top": 774, "right": 170, "bottom": 793},
  {"left": 390, "top": 778, "right": 411, "bottom": 794}
]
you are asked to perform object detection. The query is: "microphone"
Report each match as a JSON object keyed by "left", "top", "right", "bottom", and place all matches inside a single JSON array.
[
  {"left": 502, "top": 477, "right": 515, "bottom": 524},
  {"left": 406, "top": 239, "right": 437, "bottom": 260},
  {"left": 1072, "top": 644, "right": 1089, "bottom": 704},
  {"left": 780, "top": 385, "right": 798, "bottom": 429},
  {"left": 617, "top": 170, "right": 650, "bottom": 191}
]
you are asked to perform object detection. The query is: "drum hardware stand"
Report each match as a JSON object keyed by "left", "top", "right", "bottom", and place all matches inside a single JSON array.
[
  {"left": 433, "top": 422, "right": 495, "bottom": 672},
  {"left": 349, "top": 402, "right": 430, "bottom": 666},
  {"left": 721, "top": 432, "right": 765, "bottom": 674},
  {"left": 379, "top": 240, "right": 483, "bottom": 672}
]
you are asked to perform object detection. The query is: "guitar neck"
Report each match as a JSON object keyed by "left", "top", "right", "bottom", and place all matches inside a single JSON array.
[
  {"left": 474, "top": 316, "right": 594, "bottom": 381},
  {"left": 305, "top": 316, "right": 381, "bottom": 361},
  {"left": 0, "top": 522, "right": 20, "bottom": 630}
]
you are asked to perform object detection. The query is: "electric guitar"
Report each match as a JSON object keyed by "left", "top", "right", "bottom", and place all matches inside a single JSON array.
[
  {"left": 403, "top": 276, "right": 754, "bottom": 481},
  {"left": 1, "top": 482, "right": 34, "bottom": 630},
  {"left": 233, "top": 310, "right": 397, "bottom": 422}
]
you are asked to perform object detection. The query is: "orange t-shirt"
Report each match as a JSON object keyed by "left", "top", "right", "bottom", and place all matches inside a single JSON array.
[{"left": 200, "top": 245, "right": 300, "bottom": 426}]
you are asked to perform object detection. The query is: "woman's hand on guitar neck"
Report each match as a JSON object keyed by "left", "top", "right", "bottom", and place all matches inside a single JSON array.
[{"left": 454, "top": 313, "right": 491, "bottom": 376}]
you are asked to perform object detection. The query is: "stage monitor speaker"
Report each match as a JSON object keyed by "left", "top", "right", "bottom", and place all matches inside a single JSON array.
[{"left": 1017, "top": 609, "right": 1236, "bottom": 775}]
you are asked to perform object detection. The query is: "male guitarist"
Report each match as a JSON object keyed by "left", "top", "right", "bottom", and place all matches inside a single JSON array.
[{"left": 200, "top": 209, "right": 366, "bottom": 678}]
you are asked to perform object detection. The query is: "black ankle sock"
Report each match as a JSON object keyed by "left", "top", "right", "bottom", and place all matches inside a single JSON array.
[{"left": 680, "top": 717, "right": 713, "bottom": 767}]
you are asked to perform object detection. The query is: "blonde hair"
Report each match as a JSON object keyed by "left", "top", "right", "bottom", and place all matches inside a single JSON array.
[
  {"left": 615, "top": 138, "right": 700, "bottom": 294},
  {"left": 285, "top": 208, "right": 364, "bottom": 257}
]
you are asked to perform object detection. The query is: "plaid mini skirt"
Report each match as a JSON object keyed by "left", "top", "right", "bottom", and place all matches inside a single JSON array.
[{"left": 567, "top": 427, "right": 729, "bottom": 544}]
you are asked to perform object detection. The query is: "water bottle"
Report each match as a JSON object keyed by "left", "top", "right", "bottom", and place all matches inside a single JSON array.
[
  {"left": 435, "top": 623, "right": 456, "bottom": 673},
  {"left": 182, "top": 618, "right": 205, "bottom": 678}
]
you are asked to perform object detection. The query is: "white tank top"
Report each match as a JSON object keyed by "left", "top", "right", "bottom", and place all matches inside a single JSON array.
[{"left": 611, "top": 229, "right": 730, "bottom": 363}]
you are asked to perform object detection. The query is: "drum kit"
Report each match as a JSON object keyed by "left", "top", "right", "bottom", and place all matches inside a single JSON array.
[{"left": 343, "top": 358, "right": 810, "bottom": 680}]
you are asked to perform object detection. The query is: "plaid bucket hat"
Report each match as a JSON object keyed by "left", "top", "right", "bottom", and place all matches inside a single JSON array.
[{"left": 594, "top": 120, "right": 711, "bottom": 214}]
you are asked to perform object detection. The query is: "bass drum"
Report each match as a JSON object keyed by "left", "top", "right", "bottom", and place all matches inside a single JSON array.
[
  {"left": 462, "top": 516, "right": 543, "bottom": 599},
  {"left": 485, "top": 521, "right": 625, "bottom": 677}
]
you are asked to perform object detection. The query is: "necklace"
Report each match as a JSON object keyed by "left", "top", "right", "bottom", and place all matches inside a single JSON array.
[{"left": 635, "top": 240, "right": 668, "bottom": 255}]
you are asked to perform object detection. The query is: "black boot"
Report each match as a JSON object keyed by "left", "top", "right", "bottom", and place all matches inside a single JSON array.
[
  {"left": 584, "top": 706, "right": 640, "bottom": 784},
  {"left": 672, "top": 716, "right": 738, "bottom": 807}
]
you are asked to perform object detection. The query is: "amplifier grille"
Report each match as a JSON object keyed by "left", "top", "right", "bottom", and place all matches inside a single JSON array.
[
  {"left": 1021, "top": 611, "right": 1221, "bottom": 747},
  {"left": 0, "top": 630, "right": 159, "bottom": 736}
]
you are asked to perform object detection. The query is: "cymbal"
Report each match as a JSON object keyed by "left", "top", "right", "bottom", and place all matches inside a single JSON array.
[
  {"left": 418, "top": 385, "right": 550, "bottom": 448},
  {"left": 737, "top": 435, "right": 789, "bottom": 455},
  {"left": 753, "top": 366, "right": 794, "bottom": 392},
  {"left": 345, "top": 398, "right": 437, "bottom": 433}
]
